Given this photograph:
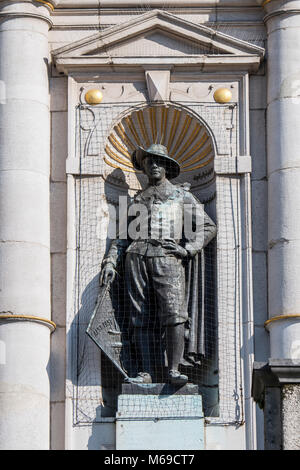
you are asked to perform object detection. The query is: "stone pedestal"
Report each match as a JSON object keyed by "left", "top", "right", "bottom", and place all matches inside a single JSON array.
[
  {"left": 116, "top": 384, "right": 204, "bottom": 450},
  {"left": 252, "top": 360, "right": 300, "bottom": 450}
]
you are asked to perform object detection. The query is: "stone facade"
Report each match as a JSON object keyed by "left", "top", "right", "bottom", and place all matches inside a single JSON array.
[{"left": 0, "top": 0, "right": 299, "bottom": 450}]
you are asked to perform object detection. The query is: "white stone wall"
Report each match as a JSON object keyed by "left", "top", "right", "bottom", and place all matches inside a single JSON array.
[{"left": 46, "top": 4, "right": 268, "bottom": 450}]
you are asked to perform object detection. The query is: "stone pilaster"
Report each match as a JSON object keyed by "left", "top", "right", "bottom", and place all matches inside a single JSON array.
[
  {"left": 0, "top": 0, "right": 53, "bottom": 449},
  {"left": 254, "top": 4, "right": 300, "bottom": 449}
]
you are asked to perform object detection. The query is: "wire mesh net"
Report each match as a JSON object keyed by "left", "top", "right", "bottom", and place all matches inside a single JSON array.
[{"left": 70, "top": 101, "right": 244, "bottom": 425}]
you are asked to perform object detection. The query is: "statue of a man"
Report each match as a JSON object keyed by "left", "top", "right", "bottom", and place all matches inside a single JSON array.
[{"left": 100, "top": 144, "right": 217, "bottom": 385}]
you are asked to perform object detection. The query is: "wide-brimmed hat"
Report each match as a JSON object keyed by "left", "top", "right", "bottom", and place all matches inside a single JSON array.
[{"left": 131, "top": 144, "right": 181, "bottom": 179}]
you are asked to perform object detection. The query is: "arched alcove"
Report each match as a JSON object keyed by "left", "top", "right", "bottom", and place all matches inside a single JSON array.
[{"left": 72, "top": 101, "right": 219, "bottom": 421}]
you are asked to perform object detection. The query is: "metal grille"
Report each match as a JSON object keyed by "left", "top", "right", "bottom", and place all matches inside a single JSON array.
[{"left": 69, "top": 101, "right": 244, "bottom": 426}]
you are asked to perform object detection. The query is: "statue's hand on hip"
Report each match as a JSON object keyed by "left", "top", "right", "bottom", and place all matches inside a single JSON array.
[
  {"left": 99, "top": 263, "right": 116, "bottom": 286},
  {"left": 162, "top": 240, "right": 188, "bottom": 258}
]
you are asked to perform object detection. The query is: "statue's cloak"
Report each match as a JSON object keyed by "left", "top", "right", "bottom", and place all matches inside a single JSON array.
[{"left": 182, "top": 250, "right": 205, "bottom": 366}]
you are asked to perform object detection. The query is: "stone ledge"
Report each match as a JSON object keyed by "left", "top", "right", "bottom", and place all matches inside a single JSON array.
[
  {"left": 121, "top": 382, "right": 200, "bottom": 396},
  {"left": 55, "top": 0, "right": 259, "bottom": 9},
  {"left": 269, "top": 359, "right": 300, "bottom": 384},
  {"left": 252, "top": 360, "right": 300, "bottom": 409}
]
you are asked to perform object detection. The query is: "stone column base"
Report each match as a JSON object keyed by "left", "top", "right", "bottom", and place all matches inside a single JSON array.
[{"left": 252, "top": 360, "right": 300, "bottom": 450}]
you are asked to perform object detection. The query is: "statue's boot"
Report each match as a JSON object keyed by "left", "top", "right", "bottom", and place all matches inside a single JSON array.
[
  {"left": 125, "top": 372, "right": 152, "bottom": 384},
  {"left": 166, "top": 323, "right": 188, "bottom": 385},
  {"left": 168, "top": 369, "right": 188, "bottom": 385},
  {"left": 125, "top": 328, "right": 154, "bottom": 383}
]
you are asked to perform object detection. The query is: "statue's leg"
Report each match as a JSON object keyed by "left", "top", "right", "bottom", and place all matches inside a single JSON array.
[
  {"left": 165, "top": 322, "right": 185, "bottom": 371},
  {"left": 165, "top": 323, "right": 188, "bottom": 385},
  {"left": 150, "top": 256, "right": 189, "bottom": 385},
  {"left": 132, "top": 327, "right": 154, "bottom": 377},
  {"left": 124, "top": 254, "right": 153, "bottom": 384}
]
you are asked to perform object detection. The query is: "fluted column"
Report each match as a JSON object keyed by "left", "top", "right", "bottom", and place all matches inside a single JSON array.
[
  {"left": 252, "top": 0, "right": 300, "bottom": 451},
  {"left": 0, "top": 0, "right": 53, "bottom": 449},
  {"left": 257, "top": 0, "right": 300, "bottom": 359}
]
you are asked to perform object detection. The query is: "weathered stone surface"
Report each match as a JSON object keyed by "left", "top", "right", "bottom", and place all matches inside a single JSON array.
[
  {"left": 264, "top": 387, "right": 282, "bottom": 450},
  {"left": 51, "top": 253, "right": 67, "bottom": 326},
  {"left": 252, "top": 360, "right": 300, "bottom": 449},
  {"left": 50, "top": 402, "right": 65, "bottom": 450},
  {"left": 51, "top": 111, "right": 68, "bottom": 182},
  {"left": 282, "top": 384, "right": 300, "bottom": 450},
  {"left": 50, "top": 325, "right": 66, "bottom": 402},
  {"left": 50, "top": 77, "right": 68, "bottom": 112},
  {"left": 50, "top": 182, "right": 67, "bottom": 253},
  {"left": 252, "top": 252, "right": 268, "bottom": 326},
  {"left": 251, "top": 180, "right": 268, "bottom": 252},
  {"left": 250, "top": 109, "right": 266, "bottom": 180}
]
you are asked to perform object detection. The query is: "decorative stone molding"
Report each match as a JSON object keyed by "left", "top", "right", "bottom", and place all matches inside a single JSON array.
[
  {"left": 0, "top": 0, "right": 53, "bottom": 26},
  {"left": 214, "top": 155, "right": 252, "bottom": 174},
  {"left": 252, "top": 361, "right": 280, "bottom": 409},
  {"left": 253, "top": 360, "right": 300, "bottom": 400},
  {"left": 145, "top": 70, "right": 170, "bottom": 102},
  {"left": 265, "top": 314, "right": 300, "bottom": 329},
  {"left": 257, "top": 0, "right": 300, "bottom": 18},
  {"left": 52, "top": 9, "right": 265, "bottom": 74},
  {"left": 0, "top": 314, "right": 56, "bottom": 332},
  {"left": 35, "top": 0, "right": 55, "bottom": 11},
  {"left": 54, "top": 0, "right": 259, "bottom": 7}
]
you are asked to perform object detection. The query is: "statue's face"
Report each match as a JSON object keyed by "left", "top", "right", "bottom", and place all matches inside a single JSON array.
[{"left": 142, "top": 156, "right": 167, "bottom": 182}]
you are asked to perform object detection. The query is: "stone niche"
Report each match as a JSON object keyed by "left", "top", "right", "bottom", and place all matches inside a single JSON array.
[{"left": 52, "top": 8, "right": 264, "bottom": 449}]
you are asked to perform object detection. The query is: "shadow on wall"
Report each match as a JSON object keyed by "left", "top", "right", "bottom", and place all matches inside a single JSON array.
[{"left": 66, "top": 169, "right": 132, "bottom": 418}]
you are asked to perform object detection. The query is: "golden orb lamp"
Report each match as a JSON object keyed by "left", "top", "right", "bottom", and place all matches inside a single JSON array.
[
  {"left": 85, "top": 89, "right": 103, "bottom": 105},
  {"left": 213, "top": 87, "right": 232, "bottom": 104}
]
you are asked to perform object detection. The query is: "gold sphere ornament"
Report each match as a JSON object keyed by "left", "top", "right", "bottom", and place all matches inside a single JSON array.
[
  {"left": 213, "top": 87, "right": 232, "bottom": 104},
  {"left": 85, "top": 89, "right": 103, "bottom": 105}
]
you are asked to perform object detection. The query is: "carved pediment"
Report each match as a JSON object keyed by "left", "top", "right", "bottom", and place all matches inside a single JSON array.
[{"left": 53, "top": 9, "right": 264, "bottom": 73}]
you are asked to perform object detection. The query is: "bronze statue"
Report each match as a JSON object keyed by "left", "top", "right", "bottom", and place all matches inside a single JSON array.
[{"left": 99, "top": 144, "right": 217, "bottom": 385}]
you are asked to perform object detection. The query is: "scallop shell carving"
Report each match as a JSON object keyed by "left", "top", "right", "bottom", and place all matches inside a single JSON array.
[{"left": 104, "top": 104, "right": 214, "bottom": 174}]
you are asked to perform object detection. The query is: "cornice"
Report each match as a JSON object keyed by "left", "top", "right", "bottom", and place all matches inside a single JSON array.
[
  {"left": 34, "top": 0, "right": 263, "bottom": 11},
  {"left": 252, "top": 360, "right": 300, "bottom": 409},
  {"left": 54, "top": 0, "right": 259, "bottom": 7},
  {"left": 3, "top": 0, "right": 262, "bottom": 14},
  {"left": 0, "top": 0, "right": 262, "bottom": 13}
]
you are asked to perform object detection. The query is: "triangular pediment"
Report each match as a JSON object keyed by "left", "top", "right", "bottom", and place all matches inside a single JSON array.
[
  {"left": 83, "top": 29, "right": 230, "bottom": 58},
  {"left": 53, "top": 9, "right": 264, "bottom": 72}
]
